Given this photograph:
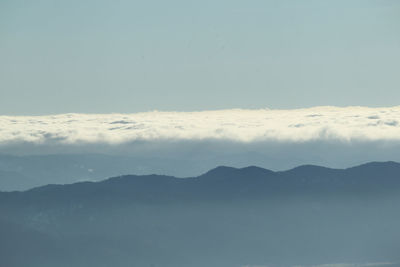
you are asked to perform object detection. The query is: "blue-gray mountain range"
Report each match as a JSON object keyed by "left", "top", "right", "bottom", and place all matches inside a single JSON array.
[{"left": 1, "top": 162, "right": 400, "bottom": 267}]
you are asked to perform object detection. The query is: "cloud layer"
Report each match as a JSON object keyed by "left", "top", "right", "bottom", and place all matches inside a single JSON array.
[{"left": 1, "top": 106, "right": 400, "bottom": 145}]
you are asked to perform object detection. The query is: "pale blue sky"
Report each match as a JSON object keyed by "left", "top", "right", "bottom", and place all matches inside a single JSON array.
[{"left": 1, "top": 0, "right": 399, "bottom": 115}]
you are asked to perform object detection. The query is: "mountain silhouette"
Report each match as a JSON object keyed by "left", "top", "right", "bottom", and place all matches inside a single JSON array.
[{"left": 1, "top": 161, "right": 400, "bottom": 267}]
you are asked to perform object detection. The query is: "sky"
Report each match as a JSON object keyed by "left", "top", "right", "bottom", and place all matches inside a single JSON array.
[{"left": 1, "top": 0, "right": 400, "bottom": 115}]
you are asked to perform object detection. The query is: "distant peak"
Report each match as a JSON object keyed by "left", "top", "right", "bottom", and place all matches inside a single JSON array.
[
  {"left": 287, "top": 164, "right": 334, "bottom": 172},
  {"left": 238, "top": 166, "right": 274, "bottom": 174},
  {"left": 201, "top": 165, "right": 274, "bottom": 178},
  {"left": 347, "top": 161, "right": 400, "bottom": 170},
  {"left": 203, "top": 166, "right": 238, "bottom": 176}
]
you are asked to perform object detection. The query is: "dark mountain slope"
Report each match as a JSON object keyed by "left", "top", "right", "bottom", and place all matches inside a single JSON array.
[{"left": 1, "top": 162, "right": 400, "bottom": 267}]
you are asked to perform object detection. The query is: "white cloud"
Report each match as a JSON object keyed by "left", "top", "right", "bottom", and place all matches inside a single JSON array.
[{"left": 1, "top": 106, "right": 400, "bottom": 145}]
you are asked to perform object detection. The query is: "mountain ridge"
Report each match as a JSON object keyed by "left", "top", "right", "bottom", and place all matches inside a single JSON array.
[
  {"left": 1, "top": 161, "right": 400, "bottom": 267},
  {"left": 0, "top": 161, "right": 398, "bottom": 206},
  {"left": 20, "top": 160, "right": 400, "bottom": 193}
]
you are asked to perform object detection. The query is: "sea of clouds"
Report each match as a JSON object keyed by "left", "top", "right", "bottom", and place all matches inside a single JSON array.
[{"left": 1, "top": 106, "right": 400, "bottom": 145}]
